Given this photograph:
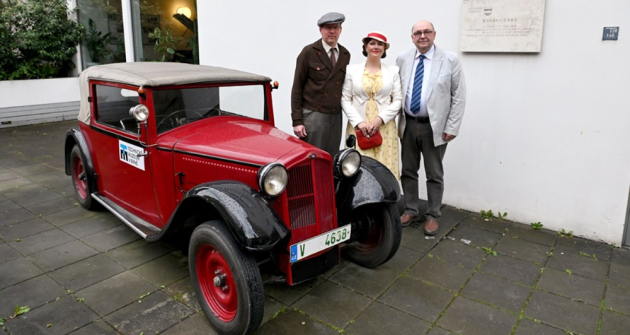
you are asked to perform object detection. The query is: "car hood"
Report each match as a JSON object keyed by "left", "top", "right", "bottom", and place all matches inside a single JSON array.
[{"left": 164, "top": 117, "right": 321, "bottom": 166}]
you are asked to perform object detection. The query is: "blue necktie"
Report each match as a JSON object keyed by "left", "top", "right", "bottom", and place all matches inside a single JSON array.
[{"left": 410, "top": 55, "right": 425, "bottom": 115}]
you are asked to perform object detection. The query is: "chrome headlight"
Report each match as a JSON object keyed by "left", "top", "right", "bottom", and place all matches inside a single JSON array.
[
  {"left": 129, "top": 104, "right": 149, "bottom": 122},
  {"left": 258, "top": 163, "right": 288, "bottom": 197},
  {"left": 335, "top": 149, "right": 361, "bottom": 178}
]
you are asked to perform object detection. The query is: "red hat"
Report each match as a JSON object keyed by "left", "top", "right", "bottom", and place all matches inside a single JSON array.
[{"left": 362, "top": 31, "right": 390, "bottom": 50}]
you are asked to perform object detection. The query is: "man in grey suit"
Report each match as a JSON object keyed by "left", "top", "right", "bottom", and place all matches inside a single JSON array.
[{"left": 396, "top": 20, "right": 466, "bottom": 235}]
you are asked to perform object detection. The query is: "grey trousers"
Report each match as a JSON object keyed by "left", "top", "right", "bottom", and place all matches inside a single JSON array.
[
  {"left": 302, "top": 108, "right": 342, "bottom": 158},
  {"left": 401, "top": 120, "right": 447, "bottom": 220}
]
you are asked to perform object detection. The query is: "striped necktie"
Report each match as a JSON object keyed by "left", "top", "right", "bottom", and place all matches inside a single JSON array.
[{"left": 410, "top": 54, "right": 425, "bottom": 115}]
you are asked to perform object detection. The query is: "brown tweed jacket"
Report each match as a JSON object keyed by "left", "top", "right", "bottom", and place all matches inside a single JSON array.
[{"left": 290, "top": 39, "right": 351, "bottom": 126}]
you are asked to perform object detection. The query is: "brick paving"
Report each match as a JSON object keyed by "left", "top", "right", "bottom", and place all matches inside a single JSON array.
[{"left": 1, "top": 121, "right": 629, "bottom": 335}]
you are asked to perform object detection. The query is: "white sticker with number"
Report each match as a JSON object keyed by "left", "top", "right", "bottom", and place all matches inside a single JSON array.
[{"left": 290, "top": 224, "right": 351, "bottom": 263}]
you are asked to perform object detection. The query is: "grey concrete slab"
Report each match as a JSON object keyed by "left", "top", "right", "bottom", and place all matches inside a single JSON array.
[
  {"left": 105, "top": 239, "right": 174, "bottom": 269},
  {"left": 61, "top": 213, "right": 122, "bottom": 239},
  {"left": 611, "top": 247, "right": 630, "bottom": 266},
  {"left": 0, "top": 198, "right": 21, "bottom": 212},
  {"left": 430, "top": 239, "right": 487, "bottom": 269},
  {"left": 76, "top": 271, "right": 157, "bottom": 315},
  {"left": 264, "top": 278, "right": 323, "bottom": 306},
  {"left": 43, "top": 206, "right": 99, "bottom": 227},
  {"left": 292, "top": 281, "right": 372, "bottom": 329},
  {"left": 253, "top": 308, "right": 338, "bottom": 335},
  {"left": 448, "top": 224, "right": 503, "bottom": 248},
  {"left": 49, "top": 254, "right": 126, "bottom": 291},
  {"left": 67, "top": 321, "right": 119, "bottom": 335},
  {"left": 0, "top": 170, "right": 21, "bottom": 182},
  {"left": 461, "top": 272, "right": 531, "bottom": 313},
  {"left": 5, "top": 187, "right": 62, "bottom": 207},
  {"left": 261, "top": 296, "right": 286, "bottom": 326},
  {"left": 2, "top": 208, "right": 37, "bottom": 226},
  {"left": 437, "top": 297, "right": 518, "bottom": 335},
  {"left": 165, "top": 277, "right": 201, "bottom": 312},
  {"left": 460, "top": 213, "right": 511, "bottom": 234},
  {"left": 379, "top": 277, "right": 454, "bottom": 323},
  {"left": 400, "top": 226, "right": 439, "bottom": 255},
  {"left": 0, "top": 177, "right": 34, "bottom": 192},
  {"left": 80, "top": 224, "right": 141, "bottom": 252},
  {"left": 26, "top": 171, "right": 71, "bottom": 190},
  {"left": 160, "top": 313, "right": 218, "bottom": 335},
  {"left": 546, "top": 250, "right": 609, "bottom": 281},
  {"left": 480, "top": 254, "right": 542, "bottom": 286},
  {"left": 378, "top": 245, "right": 423, "bottom": 273},
  {"left": 427, "top": 326, "right": 458, "bottom": 335},
  {"left": 408, "top": 256, "right": 474, "bottom": 291},
  {"left": 0, "top": 257, "right": 43, "bottom": 290},
  {"left": 0, "top": 274, "right": 67, "bottom": 317},
  {"left": 505, "top": 223, "right": 558, "bottom": 247},
  {"left": 105, "top": 291, "right": 194, "bottom": 335},
  {"left": 131, "top": 251, "right": 189, "bottom": 287},
  {"left": 514, "top": 319, "right": 568, "bottom": 335},
  {"left": 555, "top": 235, "right": 613, "bottom": 261},
  {"left": 609, "top": 262, "right": 630, "bottom": 289},
  {"left": 494, "top": 234, "right": 552, "bottom": 264},
  {"left": 525, "top": 290, "right": 600, "bottom": 335},
  {"left": 329, "top": 262, "right": 400, "bottom": 298},
  {"left": 605, "top": 283, "right": 630, "bottom": 315},
  {"left": 28, "top": 240, "right": 99, "bottom": 272},
  {"left": 0, "top": 218, "right": 55, "bottom": 241},
  {"left": 9, "top": 228, "right": 75, "bottom": 255},
  {"left": 600, "top": 310, "right": 630, "bottom": 335},
  {"left": 537, "top": 267, "right": 605, "bottom": 306},
  {"left": 3, "top": 296, "right": 98, "bottom": 335},
  {"left": 345, "top": 301, "right": 431, "bottom": 335},
  {"left": 25, "top": 196, "right": 77, "bottom": 216},
  {"left": 9, "top": 163, "right": 55, "bottom": 177},
  {"left": 0, "top": 243, "right": 20, "bottom": 264}
]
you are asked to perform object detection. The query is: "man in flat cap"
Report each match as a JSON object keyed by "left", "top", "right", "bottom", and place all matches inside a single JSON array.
[{"left": 291, "top": 12, "right": 350, "bottom": 158}]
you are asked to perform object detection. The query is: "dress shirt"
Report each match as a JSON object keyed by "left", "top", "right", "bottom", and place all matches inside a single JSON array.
[
  {"left": 322, "top": 40, "right": 338, "bottom": 60},
  {"left": 405, "top": 45, "right": 435, "bottom": 117}
]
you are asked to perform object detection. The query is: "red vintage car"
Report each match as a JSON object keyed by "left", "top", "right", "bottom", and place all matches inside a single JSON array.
[{"left": 64, "top": 62, "right": 401, "bottom": 335}]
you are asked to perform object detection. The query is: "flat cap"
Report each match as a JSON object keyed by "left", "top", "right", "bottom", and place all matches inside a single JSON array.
[{"left": 317, "top": 12, "right": 345, "bottom": 26}]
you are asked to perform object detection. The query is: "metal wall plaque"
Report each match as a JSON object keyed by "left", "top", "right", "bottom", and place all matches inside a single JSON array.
[
  {"left": 603, "top": 27, "right": 619, "bottom": 41},
  {"left": 460, "top": 0, "right": 547, "bottom": 52}
]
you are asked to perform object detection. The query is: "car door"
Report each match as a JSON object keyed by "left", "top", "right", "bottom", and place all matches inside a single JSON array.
[{"left": 88, "top": 82, "right": 161, "bottom": 225}]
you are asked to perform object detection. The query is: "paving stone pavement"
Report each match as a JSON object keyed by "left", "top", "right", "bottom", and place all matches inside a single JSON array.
[{"left": 1, "top": 121, "right": 629, "bottom": 335}]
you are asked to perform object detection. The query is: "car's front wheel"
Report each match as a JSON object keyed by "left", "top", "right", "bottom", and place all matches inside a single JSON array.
[
  {"left": 70, "top": 145, "right": 95, "bottom": 210},
  {"left": 343, "top": 203, "right": 401, "bottom": 268},
  {"left": 189, "top": 221, "right": 264, "bottom": 335}
]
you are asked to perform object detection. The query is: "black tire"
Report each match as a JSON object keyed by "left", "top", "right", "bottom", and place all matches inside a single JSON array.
[
  {"left": 189, "top": 221, "right": 264, "bottom": 335},
  {"left": 70, "top": 145, "right": 95, "bottom": 210},
  {"left": 343, "top": 203, "right": 402, "bottom": 268}
]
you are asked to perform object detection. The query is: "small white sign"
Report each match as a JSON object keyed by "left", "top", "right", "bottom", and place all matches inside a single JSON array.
[{"left": 119, "top": 140, "right": 145, "bottom": 171}]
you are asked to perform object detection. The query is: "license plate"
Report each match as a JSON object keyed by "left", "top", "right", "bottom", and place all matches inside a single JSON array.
[{"left": 289, "top": 224, "right": 351, "bottom": 263}]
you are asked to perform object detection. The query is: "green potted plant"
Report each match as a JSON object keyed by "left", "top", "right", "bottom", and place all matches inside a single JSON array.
[{"left": 85, "top": 18, "right": 112, "bottom": 65}]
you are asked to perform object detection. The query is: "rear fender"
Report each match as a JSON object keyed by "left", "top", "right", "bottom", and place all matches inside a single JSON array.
[{"left": 64, "top": 128, "right": 97, "bottom": 190}]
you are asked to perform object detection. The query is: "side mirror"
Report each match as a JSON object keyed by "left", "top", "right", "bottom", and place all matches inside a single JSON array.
[{"left": 346, "top": 134, "right": 356, "bottom": 149}]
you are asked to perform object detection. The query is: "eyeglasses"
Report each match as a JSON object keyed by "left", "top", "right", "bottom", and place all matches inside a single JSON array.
[{"left": 413, "top": 30, "right": 434, "bottom": 37}]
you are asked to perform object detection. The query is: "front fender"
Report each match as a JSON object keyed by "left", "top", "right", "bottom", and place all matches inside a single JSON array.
[
  {"left": 180, "top": 181, "right": 289, "bottom": 251},
  {"left": 336, "top": 156, "right": 401, "bottom": 214}
]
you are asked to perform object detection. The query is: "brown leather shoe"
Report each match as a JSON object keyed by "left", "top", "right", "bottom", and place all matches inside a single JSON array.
[
  {"left": 424, "top": 219, "right": 439, "bottom": 236},
  {"left": 400, "top": 214, "right": 418, "bottom": 227}
]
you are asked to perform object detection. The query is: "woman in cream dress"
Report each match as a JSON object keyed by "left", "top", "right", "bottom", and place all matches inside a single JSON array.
[{"left": 341, "top": 31, "right": 402, "bottom": 178}]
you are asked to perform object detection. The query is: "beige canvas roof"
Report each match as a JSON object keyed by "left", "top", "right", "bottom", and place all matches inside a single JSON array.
[{"left": 78, "top": 62, "right": 272, "bottom": 123}]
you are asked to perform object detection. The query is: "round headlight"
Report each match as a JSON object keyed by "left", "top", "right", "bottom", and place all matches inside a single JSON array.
[
  {"left": 129, "top": 104, "right": 149, "bottom": 122},
  {"left": 337, "top": 149, "right": 361, "bottom": 178},
  {"left": 258, "top": 163, "right": 288, "bottom": 197}
]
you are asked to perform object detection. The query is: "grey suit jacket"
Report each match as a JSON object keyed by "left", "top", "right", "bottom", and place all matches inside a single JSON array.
[{"left": 396, "top": 46, "right": 466, "bottom": 146}]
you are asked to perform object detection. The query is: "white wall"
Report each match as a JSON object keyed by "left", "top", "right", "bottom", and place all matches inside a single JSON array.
[
  {"left": 0, "top": 78, "right": 79, "bottom": 108},
  {"left": 198, "top": 0, "right": 630, "bottom": 244}
]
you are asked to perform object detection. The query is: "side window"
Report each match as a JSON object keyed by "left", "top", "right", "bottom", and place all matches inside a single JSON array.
[{"left": 94, "top": 85, "right": 140, "bottom": 133}]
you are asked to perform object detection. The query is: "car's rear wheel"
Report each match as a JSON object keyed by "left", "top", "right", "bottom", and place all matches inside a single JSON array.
[
  {"left": 70, "top": 145, "right": 95, "bottom": 210},
  {"left": 189, "top": 221, "right": 264, "bottom": 335},
  {"left": 343, "top": 203, "right": 401, "bottom": 268}
]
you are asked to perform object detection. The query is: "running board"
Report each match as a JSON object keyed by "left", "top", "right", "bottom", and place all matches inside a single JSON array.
[{"left": 91, "top": 192, "right": 161, "bottom": 239}]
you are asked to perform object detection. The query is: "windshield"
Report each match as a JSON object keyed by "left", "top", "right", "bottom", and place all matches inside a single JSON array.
[{"left": 153, "top": 84, "right": 267, "bottom": 134}]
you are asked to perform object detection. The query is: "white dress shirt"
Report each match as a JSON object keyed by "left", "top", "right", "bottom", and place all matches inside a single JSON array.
[
  {"left": 322, "top": 40, "right": 338, "bottom": 60},
  {"left": 404, "top": 45, "right": 435, "bottom": 117}
]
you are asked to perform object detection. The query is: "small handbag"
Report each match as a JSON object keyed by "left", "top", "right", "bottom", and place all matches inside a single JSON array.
[{"left": 355, "top": 129, "right": 383, "bottom": 150}]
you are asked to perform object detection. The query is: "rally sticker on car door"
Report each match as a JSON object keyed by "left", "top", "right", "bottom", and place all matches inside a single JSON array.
[{"left": 119, "top": 140, "right": 145, "bottom": 171}]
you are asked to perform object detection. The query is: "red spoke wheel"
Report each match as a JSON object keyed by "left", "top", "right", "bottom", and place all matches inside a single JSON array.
[
  {"left": 70, "top": 145, "right": 94, "bottom": 209},
  {"left": 190, "top": 221, "right": 264, "bottom": 335},
  {"left": 343, "top": 204, "right": 401, "bottom": 268}
]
